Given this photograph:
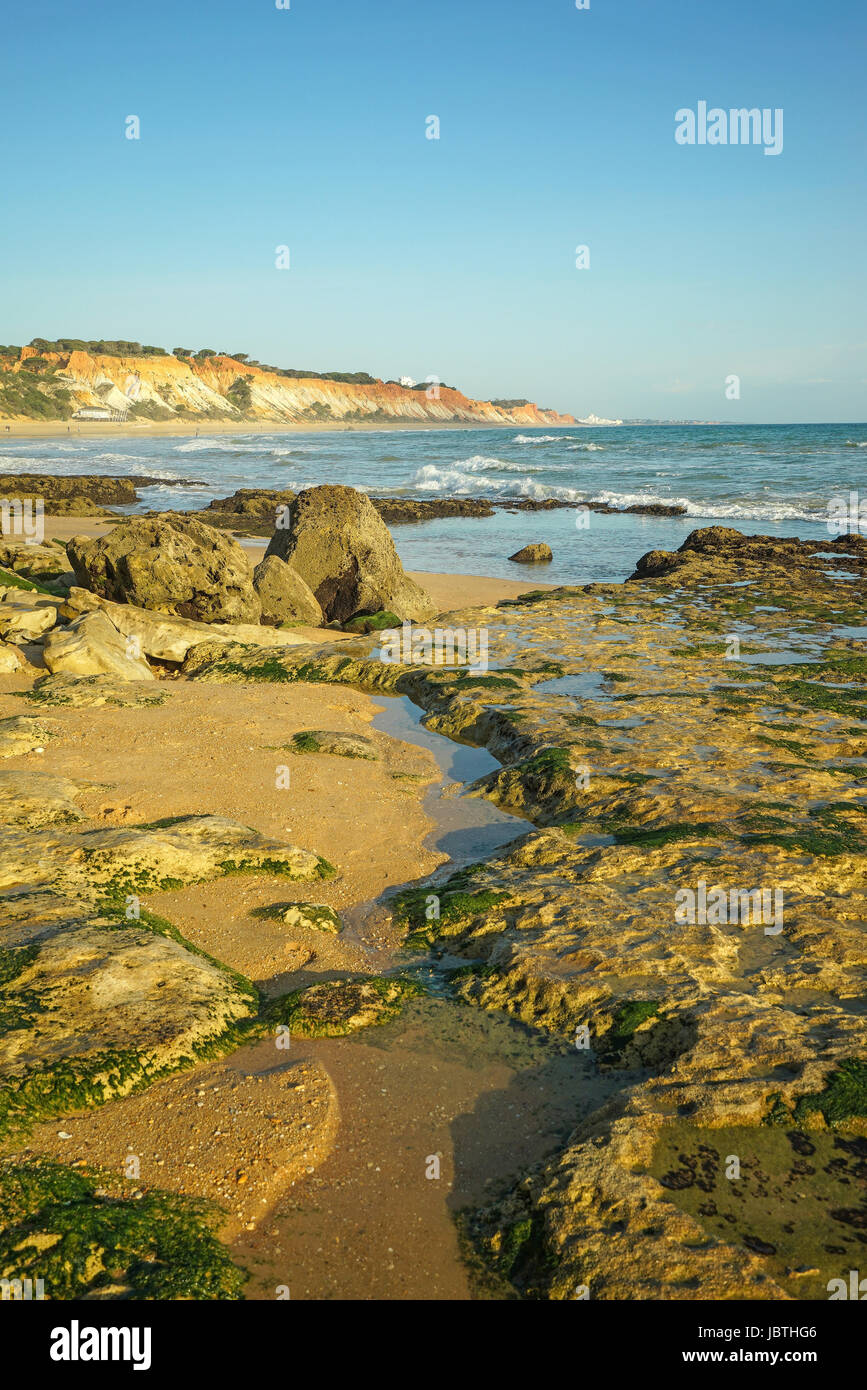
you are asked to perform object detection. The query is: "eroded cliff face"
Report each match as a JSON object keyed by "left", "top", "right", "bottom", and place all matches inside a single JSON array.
[{"left": 1, "top": 347, "right": 575, "bottom": 426}]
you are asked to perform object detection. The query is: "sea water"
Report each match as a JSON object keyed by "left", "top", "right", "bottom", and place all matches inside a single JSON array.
[{"left": 1, "top": 422, "right": 863, "bottom": 585}]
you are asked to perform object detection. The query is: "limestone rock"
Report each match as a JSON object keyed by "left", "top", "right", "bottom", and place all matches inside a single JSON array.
[
  {"left": 0, "top": 541, "right": 68, "bottom": 580},
  {"left": 0, "top": 770, "right": 85, "bottom": 828},
  {"left": 290, "top": 729, "right": 379, "bottom": 760},
  {"left": 0, "top": 596, "right": 59, "bottom": 642},
  {"left": 26, "top": 672, "right": 167, "bottom": 708},
  {"left": 253, "top": 555, "right": 323, "bottom": 627},
  {"left": 0, "top": 715, "right": 57, "bottom": 758},
  {"left": 0, "top": 925, "right": 253, "bottom": 1087},
  {"left": 42, "top": 610, "right": 155, "bottom": 681},
  {"left": 509, "top": 543, "right": 553, "bottom": 563},
  {"left": 276, "top": 977, "right": 421, "bottom": 1037},
  {"left": 0, "top": 641, "right": 24, "bottom": 673},
  {"left": 66, "top": 514, "right": 262, "bottom": 625},
  {"left": 72, "top": 814, "right": 333, "bottom": 892},
  {"left": 264, "top": 485, "right": 436, "bottom": 623},
  {"left": 61, "top": 587, "right": 313, "bottom": 662}
]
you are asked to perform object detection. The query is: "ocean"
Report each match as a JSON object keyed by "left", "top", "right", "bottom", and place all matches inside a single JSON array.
[{"left": 2, "top": 422, "right": 864, "bottom": 586}]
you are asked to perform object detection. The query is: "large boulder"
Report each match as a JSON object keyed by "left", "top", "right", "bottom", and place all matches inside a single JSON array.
[
  {"left": 264, "top": 485, "right": 436, "bottom": 624},
  {"left": 253, "top": 555, "right": 323, "bottom": 627},
  {"left": 66, "top": 515, "right": 262, "bottom": 625},
  {"left": 42, "top": 610, "right": 155, "bottom": 681}
]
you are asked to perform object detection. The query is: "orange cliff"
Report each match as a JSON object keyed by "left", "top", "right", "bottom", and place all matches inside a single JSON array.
[{"left": 1, "top": 347, "right": 575, "bottom": 427}]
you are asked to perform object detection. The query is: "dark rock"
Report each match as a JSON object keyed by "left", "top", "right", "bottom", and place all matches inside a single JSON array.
[{"left": 509, "top": 543, "right": 553, "bottom": 564}]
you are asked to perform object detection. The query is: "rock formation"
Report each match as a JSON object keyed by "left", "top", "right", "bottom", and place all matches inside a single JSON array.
[
  {"left": 264, "top": 485, "right": 436, "bottom": 624},
  {"left": 252, "top": 555, "right": 323, "bottom": 627},
  {"left": 66, "top": 515, "right": 262, "bottom": 625}
]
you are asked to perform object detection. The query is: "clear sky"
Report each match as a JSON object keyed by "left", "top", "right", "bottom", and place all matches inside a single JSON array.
[{"left": 1, "top": 0, "right": 865, "bottom": 422}]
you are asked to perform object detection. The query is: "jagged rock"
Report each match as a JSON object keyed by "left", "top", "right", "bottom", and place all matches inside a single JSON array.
[
  {"left": 42, "top": 610, "right": 155, "bottom": 681},
  {"left": 0, "top": 585, "right": 58, "bottom": 608},
  {"left": 0, "top": 474, "right": 139, "bottom": 510},
  {"left": 264, "top": 485, "right": 436, "bottom": 623},
  {"left": 0, "top": 808, "right": 339, "bottom": 1134},
  {"left": 66, "top": 515, "right": 262, "bottom": 625},
  {"left": 509, "top": 543, "right": 553, "bottom": 563},
  {"left": 0, "top": 716, "right": 57, "bottom": 758},
  {"left": 253, "top": 555, "right": 323, "bottom": 627},
  {"left": 26, "top": 672, "right": 168, "bottom": 708},
  {"left": 201, "top": 488, "right": 496, "bottom": 535},
  {"left": 61, "top": 587, "right": 314, "bottom": 662},
  {"left": 630, "top": 548, "right": 678, "bottom": 579},
  {"left": 628, "top": 527, "right": 867, "bottom": 585},
  {"left": 290, "top": 729, "right": 379, "bottom": 760}
]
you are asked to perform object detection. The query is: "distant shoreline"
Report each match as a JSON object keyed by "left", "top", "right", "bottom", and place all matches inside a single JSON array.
[{"left": 0, "top": 418, "right": 583, "bottom": 442}]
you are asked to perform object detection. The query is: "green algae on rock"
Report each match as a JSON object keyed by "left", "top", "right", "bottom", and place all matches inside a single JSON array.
[
  {"left": 0, "top": 805, "right": 339, "bottom": 1140},
  {"left": 289, "top": 729, "right": 379, "bottom": 760},
  {"left": 266, "top": 976, "right": 424, "bottom": 1037},
  {"left": 0, "top": 1158, "right": 245, "bottom": 1299},
  {"left": 253, "top": 901, "right": 343, "bottom": 934},
  {"left": 21, "top": 673, "right": 170, "bottom": 708}
]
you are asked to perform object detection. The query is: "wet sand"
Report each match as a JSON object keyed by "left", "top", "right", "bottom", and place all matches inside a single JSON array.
[{"left": 0, "top": 648, "right": 585, "bottom": 1299}]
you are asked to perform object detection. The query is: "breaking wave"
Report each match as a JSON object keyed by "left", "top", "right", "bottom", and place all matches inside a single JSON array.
[
  {"left": 174, "top": 437, "right": 320, "bottom": 456},
  {"left": 511, "top": 434, "right": 569, "bottom": 444}
]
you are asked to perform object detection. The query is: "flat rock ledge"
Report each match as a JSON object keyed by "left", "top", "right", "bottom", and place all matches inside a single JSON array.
[{"left": 0, "top": 783, "right": 336, "bottom": 1141}]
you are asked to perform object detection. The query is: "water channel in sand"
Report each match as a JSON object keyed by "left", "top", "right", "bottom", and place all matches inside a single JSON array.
[{"left": 228, "top": 693, "right": 618, "bottom": 1299}]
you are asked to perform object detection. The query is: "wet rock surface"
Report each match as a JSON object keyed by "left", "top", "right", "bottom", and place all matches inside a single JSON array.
[{"left": 0, "top": 799, "right": 336, "bottom": 1144}]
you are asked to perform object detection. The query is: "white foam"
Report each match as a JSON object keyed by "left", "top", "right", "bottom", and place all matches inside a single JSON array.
[{"left": 511, "top": 434, "right": 567, "bottom": 444}]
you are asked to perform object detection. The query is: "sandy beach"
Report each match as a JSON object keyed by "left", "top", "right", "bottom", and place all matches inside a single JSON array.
[
  {"left": 2, "top": 493, "right": 864, "bottom": 1307},
  {"left": 1, "top": 417, "right": 521, "bottom": 442}
]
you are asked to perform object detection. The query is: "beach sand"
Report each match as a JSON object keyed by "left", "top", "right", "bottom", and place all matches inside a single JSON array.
[
  {"left": 0, "top": 512, "right": 557, "bottom": 1291},
  {"left": 6, "top": 675, "right": 447, "bottom": 1246}
]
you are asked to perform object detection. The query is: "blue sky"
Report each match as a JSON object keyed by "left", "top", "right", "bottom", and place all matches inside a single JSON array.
[{"left": 1, "top": 0, "right": 865, "bottom": 422}]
